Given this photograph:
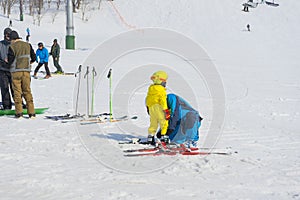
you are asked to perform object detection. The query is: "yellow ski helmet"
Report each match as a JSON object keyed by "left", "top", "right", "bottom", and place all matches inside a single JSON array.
[{"left": 151, "top": 71, "right": 168, "bottom": 84}]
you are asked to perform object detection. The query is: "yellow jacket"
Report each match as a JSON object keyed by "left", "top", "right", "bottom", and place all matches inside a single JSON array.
[{"left": 146, "top": 84, "right": 168, "bottom": 110}]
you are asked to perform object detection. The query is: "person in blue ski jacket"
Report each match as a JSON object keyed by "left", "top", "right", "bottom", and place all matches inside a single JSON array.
[
  {"left": 159, "top": 93, "right": 203, "bottom": 147},
  {"left": 33, "top": 42, "right": 51, "bottom": 79},
  {"left": 26, "top": 28, "right": 30, "bottom": 42}
]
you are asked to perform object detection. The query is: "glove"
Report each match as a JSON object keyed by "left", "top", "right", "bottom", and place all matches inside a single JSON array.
[
  {"left": 166, "top": 129, "right": 174, "bottom": 136},
  {"left": 164, "top": 109, "right": 170, "bottom": 120}
]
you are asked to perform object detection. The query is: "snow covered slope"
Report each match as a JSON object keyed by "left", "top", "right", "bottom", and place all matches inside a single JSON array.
[{"left": 0, "top": 0, "right": 299, "bottom": 199}]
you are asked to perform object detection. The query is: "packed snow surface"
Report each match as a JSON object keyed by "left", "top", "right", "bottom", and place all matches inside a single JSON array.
[{"left": 0, "top": 0, "right": 299, "bottom": 199}]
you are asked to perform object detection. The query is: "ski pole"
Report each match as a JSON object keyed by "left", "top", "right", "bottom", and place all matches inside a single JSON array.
[
  {"left": 74, "top": 65, "right": 82, "bottom": 116},
  {"left": 91, "top": 67, "right": 97, "bottom": 116},
  {"left": 84, "top": 66, "right": 90, "bottom": 117},
  {"left": 107, "top": 68, "right": 113, "bottom": 121}
]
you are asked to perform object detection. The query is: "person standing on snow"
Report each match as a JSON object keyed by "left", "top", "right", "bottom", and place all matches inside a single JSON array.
[
  {"left": 145, "top": 71, "right": 170, "bottom": 145},
  {"left": 247, "top": 24, "right": 251, "bottom": 31},
  {"left": 7, "top": 30, "right": 36, "bottom": 118},
  {"left": 26, "top": 28, "right": 30, "bottom": 42},
  {"left": 0, "top": 27, "right": 13, "bottom": 110},
  {"left": 49, "top": 39, "right": 64, "bottom": 74},
  {"left": 33, "top": 42, "right": 51, "bottom": 79}
]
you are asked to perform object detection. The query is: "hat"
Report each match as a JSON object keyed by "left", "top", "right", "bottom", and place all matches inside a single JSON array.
[
  {"left": 151, "top": 71, "right": 168, "bottom": 84},
  {"left": 38, "top": 42, "right": 43, "bottom": 47},
  {"left": 53, "top": 39, "right": 57, "bottom": 43},
  {"left": 9, "top": 31, "right": 21, "bottom": 40},
  {"left": 4, "top": 27, "right": 12, "bottom": 36}
]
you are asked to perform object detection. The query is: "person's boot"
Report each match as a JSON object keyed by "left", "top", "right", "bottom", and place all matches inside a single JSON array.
[
  {"left": 15, "top": 113, "right": 23, "bottom": 119},
  {"left": 44, "top": 74, "right": 51, "bottom": 79},
  {"left": 29, "top": 113, "right": 36, "bottom": 119},
  {"left": 147, "top": 135, "right": 155, "bottom": 145},
  {"left": 33, "top": 72, "right": 37, "bottom": 79},
  {"left": 160, "top": 135, "right": 170, "bottom": 144}
]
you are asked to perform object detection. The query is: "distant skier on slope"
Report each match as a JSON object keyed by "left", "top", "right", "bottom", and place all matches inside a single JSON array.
[
  {"left": 145, "top": 71, "right": 170, "bottom": 145},
  {"left": 26, "top": 28, "right": 30, "bottom": 42},
  {"left": 247, "top": 24, "right": 251, "bottom": 31},
  {"left": 243, "top": 4, "right": 249, "bottom": 12}
]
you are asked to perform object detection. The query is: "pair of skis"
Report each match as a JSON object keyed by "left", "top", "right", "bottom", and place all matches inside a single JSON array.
[
  {"left": 123, "top": 141, "right": 233, "bottom": 157},
  {"left": 46, "top": 112, "right": 137, "bottom": 124},
  {"left": 45, "top": 113, "right": 85, "bottom": 121},
  {"left": 80, "top": 115, "right": 138, "bottom": 125}
]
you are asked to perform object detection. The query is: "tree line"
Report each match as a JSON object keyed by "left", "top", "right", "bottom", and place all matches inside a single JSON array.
[{"left": 1, "top": 0, "right": 103, "bottom": 23}]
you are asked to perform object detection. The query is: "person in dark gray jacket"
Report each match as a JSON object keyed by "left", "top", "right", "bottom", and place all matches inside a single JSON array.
[{"left": 0, "top": 27, "right": 13, "bottom": 110}]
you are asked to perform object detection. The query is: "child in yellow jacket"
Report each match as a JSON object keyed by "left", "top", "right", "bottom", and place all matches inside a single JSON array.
[{"left": 146, "top": 71, "right": 170, "bottom": 144}]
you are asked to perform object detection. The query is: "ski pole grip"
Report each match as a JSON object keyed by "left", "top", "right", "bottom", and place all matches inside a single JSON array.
[
  {"left": 107, "top": 68, "right": 112, "bottom": 78},
  {"left": 75, "top": 65, "right": 82, "bottom": 77},
  {"left": 92, "top": 67, "right": 97, "bottom": 76},
  {"left": 84, "top": 66, "right": 89, "bottom": 78}
]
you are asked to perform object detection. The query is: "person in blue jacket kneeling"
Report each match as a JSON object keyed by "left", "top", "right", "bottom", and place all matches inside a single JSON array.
[{"left": 160, "top": 93, "right": 203, "bottom": 147}]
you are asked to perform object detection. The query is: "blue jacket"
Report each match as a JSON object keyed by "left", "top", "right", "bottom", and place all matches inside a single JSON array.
[
  {"left": 167, "top": 94, "right": 202, "bottom": 144},
  {"left": 36, "top": 47, "right": 49, "bottom": 63}
]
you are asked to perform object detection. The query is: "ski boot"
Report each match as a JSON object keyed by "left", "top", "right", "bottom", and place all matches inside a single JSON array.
[
  {"left": 160, "top": 135, "right": 170, "bottom": 144},
  {"left": 15, "top": 113, "right": 23, "bottom": 119},
  {"left": 29, "top": 114, "right": 36, "bottom": 119},
  {"left": 147, "top": 134, "right": 156, "bottom": 146},
  {"left": 184, "top": 140, "right": 197, "bottom": 148}
]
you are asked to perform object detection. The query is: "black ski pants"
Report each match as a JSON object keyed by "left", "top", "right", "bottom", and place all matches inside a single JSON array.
[
  {"left": 0, "top": 70, "right": 13, "bottom": 109},
  {"left": 34, "top": 62, "right": 50, "bottom": 76}
]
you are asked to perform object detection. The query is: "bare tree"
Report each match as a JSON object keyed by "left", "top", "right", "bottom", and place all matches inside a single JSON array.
[
  {"left": 33, "top": 8, "right": 47, "bottom": 26},
  {"left": 19, "top": 0, "right": 24, "bottom": 21},
  {"left": 76, "top": 0, "right": 81, "bottom": 10},
  {"left": 37, "top": 12, "right": 44, "bottom": 25},
  {"left": 72, "top": 0, "right": 76, "bottom": 12},
  {"left": 51, "top": 12, "right": 58, "bottom": 23},
  {"left": 47, "top": 0, "right": 51, "bottom": 9},
  {"left": 30, "top": 0, "right": 46, "bottom": 26},
  {"left": 28, "top": 0, "right": 34, "bottom": 16},
  {"left": 81, "top": 0, "right": 89, "bottom": 21},
  {"left": 2, "top": 0, "right": 17, "bottom": 17},
  {"left": 1, "top": 0, "right": 8, "bottom": 15},
  {"left": 37, "top": 0, "right": 43, "bottom": 15},
  {"left": 56, "top": 0, "right": 61, "bottom": 10},
  {"left": 71, "top": 0, "right": 81, "bottom": 12},
  {"left": 97, "top": 0, "right": 102, "bottom": 10}
]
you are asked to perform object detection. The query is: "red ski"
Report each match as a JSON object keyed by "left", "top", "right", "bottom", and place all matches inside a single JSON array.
[{"left": 124, "top": 142, "right": 231, "bottom": 157}]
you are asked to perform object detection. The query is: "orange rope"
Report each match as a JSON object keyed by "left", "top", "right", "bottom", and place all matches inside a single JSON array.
[{"left": 108, "top": 1, "right": 137, "bottom": 30}]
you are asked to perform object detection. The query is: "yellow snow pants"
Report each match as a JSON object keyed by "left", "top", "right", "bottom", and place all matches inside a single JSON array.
[{"left": 148, "top": 104, "right": 168, "bottom": 136}]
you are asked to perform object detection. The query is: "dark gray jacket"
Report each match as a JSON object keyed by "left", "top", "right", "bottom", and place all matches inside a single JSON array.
[{"left": 0, "top": 39, "right": 10, "bottom": 72}]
